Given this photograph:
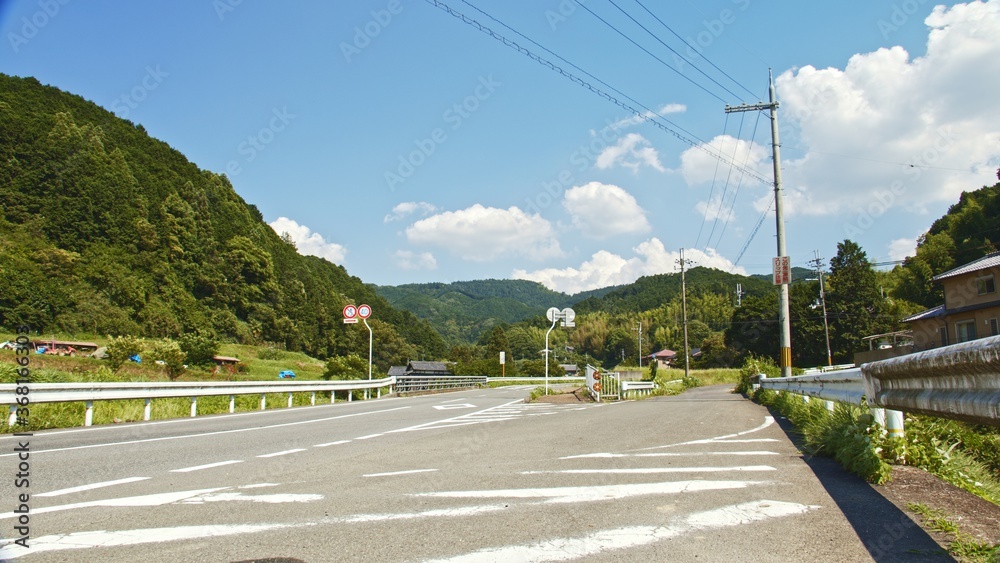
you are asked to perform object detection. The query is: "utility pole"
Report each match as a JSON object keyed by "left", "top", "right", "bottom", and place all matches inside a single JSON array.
[
  {"left": 811, "top": 251, "right": 833, "bottom": 366},
  {"left": 637, "top": 322, "right": 643, "bottom": 368},
  {"left": 676, "top": 249, "right": 693, "bottom": 379},
  {"left": 735, "top": 283, "right": 744, "bottom": 307},
  {"left": 726, "top": 70, "right": 792, "bottom": 377}
]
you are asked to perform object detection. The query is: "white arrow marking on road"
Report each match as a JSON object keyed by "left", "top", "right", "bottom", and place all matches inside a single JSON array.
[
  {"left": 433, "top": 403, "right": 476, "bottom": 410},
  {"left": 639, "top": 416, "right": 776, "bottom": 451},
  {"left": 36, "top": 477, "right": 150, "bottom": 497},
  {"left": 424, "top": 500, "right": 819, "bottom": 562},
  {"left": 0, "top": 487, "right": 228, "bottom": 520}
]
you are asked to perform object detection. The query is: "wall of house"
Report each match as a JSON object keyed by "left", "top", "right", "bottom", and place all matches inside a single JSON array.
[{"left": 943, "top": 265, "right": 1000, "bottom": 310}]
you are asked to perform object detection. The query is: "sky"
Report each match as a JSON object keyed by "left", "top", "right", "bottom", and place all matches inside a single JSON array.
[{"left": 2, "top": 0, "right": 998, "bottom": 294}]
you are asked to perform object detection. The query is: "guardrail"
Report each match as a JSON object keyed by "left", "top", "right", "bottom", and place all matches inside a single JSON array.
[
  {"left": 1, "top": 377, "right": 395, "bottom": 427},
  {"left": 757, "top": 335, "right": 1000, "bottom": 437},
  {"left": 621, "top": 380, "right": 656, "bottom": 399},
  {"left": 394, "top": 375, "right": 488, "bottom": 394}
]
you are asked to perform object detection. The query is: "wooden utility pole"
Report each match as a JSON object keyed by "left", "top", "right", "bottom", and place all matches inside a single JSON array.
[{"left": 676, "top": 249, "right": 693, "bottom": 378}]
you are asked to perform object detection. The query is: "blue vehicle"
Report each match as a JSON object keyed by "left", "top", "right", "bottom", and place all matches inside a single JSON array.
[{"left": 278, "top": 370, "right": 296, "bottom": 379}]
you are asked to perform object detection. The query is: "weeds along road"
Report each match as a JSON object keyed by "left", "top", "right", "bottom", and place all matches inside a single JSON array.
[{"left": 0, "top": 385, "right": 945, "bottom": 562}]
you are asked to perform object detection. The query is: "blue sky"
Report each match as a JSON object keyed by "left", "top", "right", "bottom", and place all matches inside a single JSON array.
[{"left": 3, "top": 0, "right": 998, "bottom": 293}]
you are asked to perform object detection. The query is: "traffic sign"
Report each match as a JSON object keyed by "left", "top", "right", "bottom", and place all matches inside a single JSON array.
[
  {"left": 773, "top": 256, "right": 791, "bottom": 285},
  {"left": 546, "top": 307, "right": 561, "bottom": 322},
  {"left": 343, "top": 305, "right": 357, "bottom": 318},
  {"left": 357, "top": 304, "right": 372, "bottom": 319}
]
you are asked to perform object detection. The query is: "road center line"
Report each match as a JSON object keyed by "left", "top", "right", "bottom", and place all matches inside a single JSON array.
[
  {"left": 36, "top": 477, "right": 151, "bottom": 498},
  {"left": 171, "top": 460, "right": 244, "bottom": 473},
  {"left": 0, "top": 406, "right": 411, "bottom": 457},
  {"left": 363, "top": 469, "right": 439, "bottom": 478},
  {"left": 257, "top": 449, "right": 305, "bottom": 458},
  {"left": 314, "top": 440, "right": 352, "bottom": 447}
]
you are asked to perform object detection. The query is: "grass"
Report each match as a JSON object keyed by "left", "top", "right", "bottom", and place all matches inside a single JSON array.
[{"left": 908, "top": 503, "right": 1000, "bottom": 562}]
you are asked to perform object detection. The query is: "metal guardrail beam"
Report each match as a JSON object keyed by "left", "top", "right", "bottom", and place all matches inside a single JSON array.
[
  {"left": 758, "top": 369, "right": 865, "bottom": 405},
  {"left": 861, "top": 335, "right": 1000, "bottom": 426},
  {"left": 394, "top": 375, "right": 488, "bottom": 393}
]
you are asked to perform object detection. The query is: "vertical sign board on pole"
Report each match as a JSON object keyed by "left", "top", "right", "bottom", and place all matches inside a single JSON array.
[{"left": 772, "top": 256, "right": 791, "bottom": 285}]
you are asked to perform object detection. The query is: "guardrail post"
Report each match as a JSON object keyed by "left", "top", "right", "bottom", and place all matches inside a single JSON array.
[
  {"left": 825, "top": 400, "right": 835, "bottom": 412},
  {"left": 802, "top": 395, "right": 810, "bottom": 404},
  {"left": 886, "top": 409, "right": 905, "bottom": 439},
  {"left": 8, "top": 406, "right": 16, "bottom": 427},
  {"left": 287, "top": 393, "right": 293, "bottom": 408},
  {"left": 144, "top": 398, "right": 152, "bottom": 421},
  {"left": 364, "top": 390, "right": 370, "bottom": 400},
  {"left": 377, "top": 387, "right": 381, "bottom": 399},
  {"left": 84, "top": 401, "right": 94, "bottom": 427},
  {"left": 347, "top": 390, "right": 352, "bottom": 402},
  {"left": 311, "top": 392, "right": 316, "bottom": 406},
  {"left": 190, "top": 397, "right": 197, "bottom": 418},
  {"left": 260, "top": 394, "right": 266, "bottom": 411},
  {"left": 229, "top": 395, "right": 235, "bottom": 413},
  {"left": 872, "top": 407, "right": 885, "bottom": 428}
]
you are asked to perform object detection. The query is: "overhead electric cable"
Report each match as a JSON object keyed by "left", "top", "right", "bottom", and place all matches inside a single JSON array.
[
  {"left": 704, "top": 110, "right": 745, "bottom": 249},
  {"left": 631, "top": 0, "right": 758, "bottom": 100},
  {"left": 424, "top": 0, "right": 772, "bottom": 185},
  {"left": 733, "top": 195, "right": 774, "bottom": 269},
  {"left": 604, "top": 0, "right": 745, "bottom": 102},
  {"left": 694, "top": 112, "right": 729, "bottom": 249},
  {"left": 713, "top": 109, "right": 763, "bottom": 250},
  {"left": 572, "top": 0, "right": 729, "bottom": 103}
]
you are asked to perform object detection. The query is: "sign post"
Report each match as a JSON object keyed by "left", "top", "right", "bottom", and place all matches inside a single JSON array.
[
  {"left": 544, "top": 307, "right": 575, "bottom": 396},
  {"left": 343, "top": 304, "right": 374, "bottom": 384}
]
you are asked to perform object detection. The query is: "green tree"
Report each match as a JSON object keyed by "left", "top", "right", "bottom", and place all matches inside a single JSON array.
[
  {"left": 178, "top": 333, "right": 220, "bottom": 368},
  {"left": 106, "top": 335, "right": 143, "bottom": 373},
  {"left": 826, "top": 240, "right": 889, "bottom": 363},
  {"left": 322, "top": 354, "right": 368, "bottom": 380},
  {"left": 148, "top": 339, "right": 187, "bottom": 381}
]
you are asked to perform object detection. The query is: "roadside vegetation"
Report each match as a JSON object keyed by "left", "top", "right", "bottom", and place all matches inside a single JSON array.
[
  {"left": 736, "top": 356, "right": 1000, "bottom": 507},
  {"left": 908, "top": 503, "right": 1000, "bottom": 562}
]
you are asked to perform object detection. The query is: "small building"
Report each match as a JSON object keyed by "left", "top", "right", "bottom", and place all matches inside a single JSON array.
[
  {"left": 405, "top": 361, "right": 451, "bottom": 376},
  {"left": 558, "top": 363, "right": 579, "bottom": 376},
  {"left": 211, "top": 355, "right": 241, "bottom": 366},
  {"left": 902, "top": 251, "right": 1000, "bottom": 352},
  {"left": 387, "top": 365, "right": 408, "bottom": 377},
  {"left": 31, "top": 340, "right": 99, "bottom": 355},
  {"left": 649, "top": 349, "right": 676, "bottom": 368}
]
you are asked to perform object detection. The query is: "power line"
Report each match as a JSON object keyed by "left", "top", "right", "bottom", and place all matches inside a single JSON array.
[
  {"left": 732, "top": 195, "right": 774, "bottom": 269},
  {"left": 572, "top": 0, "right": 729, "bottom": 103},
  {"left": 423, "top": 0, "right": 772, "bottom": 185},
  {"left": 712, "top": 108, "right": 763, "bottom": 250},
  {"left": 630, "top": 0, "right": 758, "bottom": 100},
  {"left": 705, "top": 110, "right": 746, "bottom": 249},
  {"left": 694, "top": 112, "right": 728, "bottom": 249},
  {"left": 602, "top": 0, "right": 745, "bottom": 102}
]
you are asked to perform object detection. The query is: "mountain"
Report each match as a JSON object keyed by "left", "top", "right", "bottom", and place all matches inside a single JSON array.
[
  {"left": 749, "top": 266, "right": 816, "bottom": 283},
  {"left": 0, "top": 74, "right": 445, "bottom": 364},
  {"left": 573, "top": 266, "right": 777, "bottom": 315},
  {"left": 374, "top": 279, "right": 615, "bottom": 344}
]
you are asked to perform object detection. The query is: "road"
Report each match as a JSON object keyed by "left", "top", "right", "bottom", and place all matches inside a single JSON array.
[{"left": 0, "top": 384, "right": 946, "bottom": 562}]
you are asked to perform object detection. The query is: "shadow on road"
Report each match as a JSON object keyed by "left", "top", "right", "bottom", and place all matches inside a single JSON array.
[{"left": 769, "top": 412, "right": 953, "bottom": 562}]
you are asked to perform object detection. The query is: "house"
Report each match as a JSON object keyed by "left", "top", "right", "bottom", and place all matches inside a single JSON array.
[
  {"left": 387, "top": 365, "right": 408, "bottom": 377},
  {"left": 211, "top": 355, "right": 241, "bottom": 366},
  {"left": 649, "top": 349, "right": 676, "bottom": 368},
  {"left": 558, "top": 363, "right": 579, "bottom": 376},
  {"left": 404, "top": 361, "right": 451, "bottom": 376},
  {"left": 902, "top": 251, "right": 1000, "bottom": 351}
]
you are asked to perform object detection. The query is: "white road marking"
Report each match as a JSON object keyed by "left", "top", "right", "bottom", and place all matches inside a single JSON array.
[
  {"left": 170, "top": 460, "right": 244, "bottom": 473},
  {"left": 363, "top": 469, "right": 439, "bottom": 478},
  {"left": 355, "top": 433, "right": 384, "bottom": 440},
  {"left": 36, "top": 477, "right": 151, "bottom": 498},
  {"left": 0, "top": 488, "right": 228, "bottom": 519},
  {"left": 433, "top": 404, "right": 476, "bottom": 410},
  {"left": 339, "top": 504, "right": 508, "bottom": 523},
  {"left": 521, "top": 465, "right": 777, "bottom": 475},
  {"left": 0, "top": 406, "right": 411, "bottom": 458},
  {"left": 639, "top": 416, "right": 776, "bottom": 451},
  {"left": 0, "top": 522, "right": 305, "bottom": 559},
  {"left": 256, "top": 448, "right": 305, "bottom": 458},
  {"left": 414, "top": 480, "right": 762, "bottom": 504},
  {"left": 314, "top": 439, "right": 352, "bottom": 447},
  {"left": 424, "top": 500, "right": 818, "bottom": 562},
  {"left": 561, "top": 451, "right": 779, "bottom": 459},
  {"left": 179, "top": 492, "right": 322, "bottom": 504}
]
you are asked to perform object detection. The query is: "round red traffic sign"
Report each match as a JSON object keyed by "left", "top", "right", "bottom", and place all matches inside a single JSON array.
[
  {"left": 593, "top": 382, "right": 602, "bottom": 392},
  {"left": 343, "top": 305, "right": 357, "bottom": 319},
  {"left": 357, "top": 304, "right": 372, "bottom": 319}
]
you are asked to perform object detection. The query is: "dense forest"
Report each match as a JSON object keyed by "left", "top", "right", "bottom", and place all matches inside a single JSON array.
[{"left": 0, "top": 74, "right": 446, "bottom": 367}]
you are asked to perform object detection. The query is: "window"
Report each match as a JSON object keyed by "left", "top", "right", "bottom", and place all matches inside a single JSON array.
[
  {"left": 977, "top": 274, "right": 996, "bottom": 295},
  {"left": 989, "top": 318, "right": 999, "bottom": 337},
  {"left": 939, "top": 326, "right": 949, "bottom": 346},
  {"left": 955, "top": 320, "right": 977, "bottom": 343}
]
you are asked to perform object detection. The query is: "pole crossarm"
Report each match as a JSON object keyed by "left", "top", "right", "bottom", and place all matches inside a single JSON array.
[{"left": 725, "top": 101, "right": 777, "bottom": 113}]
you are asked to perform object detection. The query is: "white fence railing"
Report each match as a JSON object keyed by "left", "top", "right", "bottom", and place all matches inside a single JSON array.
[
  {"left": 757, "top": 335, "right": 1000, "bottom": 437},
  {"left": 2, "top": 377, "right": 396, "bottom": 427}
]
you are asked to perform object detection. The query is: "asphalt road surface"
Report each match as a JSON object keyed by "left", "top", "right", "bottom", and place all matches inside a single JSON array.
[{"left": 0, "top": 384, "right": 947, "bottom": 562}]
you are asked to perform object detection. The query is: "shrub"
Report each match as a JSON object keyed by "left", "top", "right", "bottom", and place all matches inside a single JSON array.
[
  {"left": 177, "top": 333, "right": 219, "bottom": 368},
  {"left": 106, "top": 335, "right": 143, "bottom": 373}
]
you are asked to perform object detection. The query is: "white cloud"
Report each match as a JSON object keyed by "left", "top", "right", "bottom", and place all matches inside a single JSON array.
[
  {"left": 392, "top": 250, "right": 437, "bottom": 271},
  {"left": 767, "top": 0, "right": 1000, "bottom": 216},
  {"left": 888, "top": 237, "right": 919, "bottom": 261},
  {"left": 563, "top": 182, "right": 651, "bottom": 238},
  {"left": 269, "top": 217, "right": 347, "bottom": 264},
  {"left": 678, "top": 134, "right": 770, "bottom": 189},
  {"left": 513, "top": 238, "right": 745, "bottom": 294},
  {"left": 609, "top": 103, "right": 687, "bottom": 129},
  {"left": 595, "top": 133, "right": 665, "bottom": 172},
  {"left": 384, "top": 201, "right": 437, "bottom": 223},
  {"left": 405, "top": 204, "right": 562, "bottom": 262}
]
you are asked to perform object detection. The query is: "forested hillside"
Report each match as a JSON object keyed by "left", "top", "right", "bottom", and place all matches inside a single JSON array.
[
  {"left": 375, "top": 279, "right": 614, "bottom": 344},
  {"left": 0, "top": 74, "right": 445, "bottom": 364}
]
